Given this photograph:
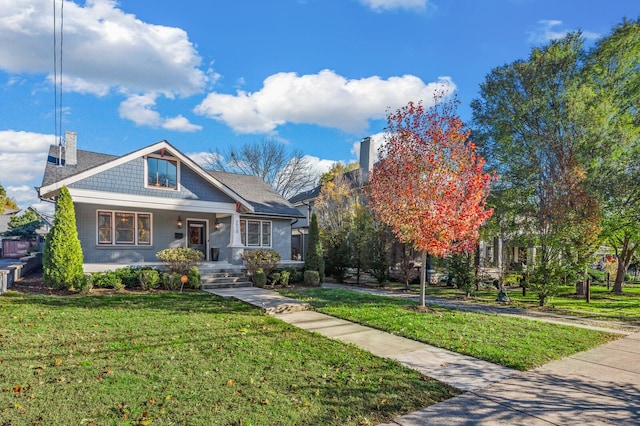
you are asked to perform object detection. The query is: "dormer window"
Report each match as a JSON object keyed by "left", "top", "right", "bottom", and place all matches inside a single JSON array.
[{"left": 146, "top": 154, "right": 178, "bottom": 190}]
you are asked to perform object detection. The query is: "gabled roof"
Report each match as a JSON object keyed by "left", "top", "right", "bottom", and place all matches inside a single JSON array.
[
  {"left": 209, "top": 171, "right": 304, "bottom": 218},
  {"left": 41, "top": 146, "right": 117, "bottom": 188},
  {"left": 38, "top": 140, "right": 254, "bottom": 212},
  {"left": 38, "top": 140, "right": 302, "bottom": 218},
  {"left": 288, "top": 186, "right": 321, "bottom": 204}
]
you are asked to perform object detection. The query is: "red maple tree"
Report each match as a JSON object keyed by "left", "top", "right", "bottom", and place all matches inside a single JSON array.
[{"left": 368, "top": 96, "right": 494, "bottom": 306}]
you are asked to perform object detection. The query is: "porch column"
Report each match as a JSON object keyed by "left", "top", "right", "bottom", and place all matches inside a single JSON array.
[{"left": 227, "top": 213, "right": 244, "bottom": 264}]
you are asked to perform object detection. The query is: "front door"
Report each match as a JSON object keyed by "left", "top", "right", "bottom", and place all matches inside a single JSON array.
[{"left": 187, "top": 220, "right": 207, "bottom": 260}]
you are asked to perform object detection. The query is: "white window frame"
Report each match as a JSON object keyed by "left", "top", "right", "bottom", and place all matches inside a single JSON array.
[
  {"left": 144, "top": 154, "right": 180, "bottom": 190},
  {"left": 239, "top": 219, "right": 272, "bottom": 248},
  {"left": 97, "top": 210, "right": 153, "bottom": 246}
]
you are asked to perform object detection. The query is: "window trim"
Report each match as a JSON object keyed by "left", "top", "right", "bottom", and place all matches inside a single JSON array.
[
  {"left": 144, "top": 154, "right": 180, "bottom": 190},
  {"left": 97, "top": 210, "right": 153, "bottom": 246},
  {"left": 239, "top": 219, "right": 272, "bottom": 248}
]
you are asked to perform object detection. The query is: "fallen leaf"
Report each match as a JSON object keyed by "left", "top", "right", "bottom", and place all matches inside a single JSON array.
[{"left": 225, "top": 379, "right": 234, "bottom": 386}]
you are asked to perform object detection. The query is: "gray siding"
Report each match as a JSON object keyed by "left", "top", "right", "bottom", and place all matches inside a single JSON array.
[
  {"left": 76, "top": 203, "right": 217, "bottom": 263},
  {"left": 69, "top": 157, "right": 235, "bottom": 203}
]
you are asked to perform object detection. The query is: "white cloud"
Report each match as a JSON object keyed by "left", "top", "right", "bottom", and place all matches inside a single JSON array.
[
  {"left": 528, "top": 20, "right": 600, "bottom": 44},
  {"left": 0, "top": 130, "right": 54, "bottom": 209},
  {"left": 360, "top": 0, "right": 427, "bottom": 12},
  {"left": 0, "top": 0, "right": 207, "bottom": 97},
  {"left": 163, "top": 115, "right": 202, "bottom": 132},
  {"left": 302, "top": 155, "right": 335, "bottom": 178},
  {"left": 118, "top": 93, "right": 162, "bottom": 127},
  {"left": 195, "top": 70, "right": 456, "bottom": 134},
  {"left": 119, "top": 94, "right": 202, "bottom": 132}
]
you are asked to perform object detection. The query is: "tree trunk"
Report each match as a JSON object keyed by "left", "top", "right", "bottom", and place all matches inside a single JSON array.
[
  {"left": 419, "top": 251, "right": 427, "bottom": 307},
  {"left": 613, "top": 259, "right": 626, "bottom": 294}
]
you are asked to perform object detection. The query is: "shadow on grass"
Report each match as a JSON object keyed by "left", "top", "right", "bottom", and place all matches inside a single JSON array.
[{"left": 3, "top": 291, "right": 258, "bottom": 315}]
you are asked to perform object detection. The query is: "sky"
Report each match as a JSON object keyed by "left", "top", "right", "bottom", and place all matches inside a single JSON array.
[{"left": 0, "top": 0, "right": 638, "bottom": 213}]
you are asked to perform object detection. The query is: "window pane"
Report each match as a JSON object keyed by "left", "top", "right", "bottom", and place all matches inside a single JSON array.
[
  {"left": 148, "top": 158, "right": 159, "bottom": 186},
  {"left": 148, "top": 158, "right": 177, "bottom": 189},
  {"left": 138, "top": 214, "right": 151, "bottom": 245},
  {"left": 240, "top": 220, "right": 246, "bottom": 245},
  {"left": 98, "top": 212, "right": 112, "bottom": 244},
  {"left": 165, "top": 160, "right": 177, "bottom": 188},
  {"left": 262, "top": 222, "right": 271, "bottom": 246},
  {"left": 247, "top": 221, "right": 260, "bottom": 246},
  {"left": 115, "top": 212, "right": 135, "bottom": 244}
]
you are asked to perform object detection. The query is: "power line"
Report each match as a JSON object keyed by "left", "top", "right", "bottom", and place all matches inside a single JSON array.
[{"left": 52, "top": 0, "right": 64, "bottom": 160}]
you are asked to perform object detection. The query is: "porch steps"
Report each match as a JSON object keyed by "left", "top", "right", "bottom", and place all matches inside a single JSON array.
[{"left": 201, "top": 271, "right": 253, "bottom": 289}]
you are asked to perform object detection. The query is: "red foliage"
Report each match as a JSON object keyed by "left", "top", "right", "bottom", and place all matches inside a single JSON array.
[{"left": 368, "top": 96, "right": 494, "bottom": 258}]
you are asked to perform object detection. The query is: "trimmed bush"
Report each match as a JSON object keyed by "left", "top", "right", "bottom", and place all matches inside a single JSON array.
[
  {"left": 43, "top": 186, "right": 84, "bottom": 289},
  {"left": 253, "top": 269, "right": 267, "bottom": 288},
  {"left": 187, "top": 266, "right": 201, "bottom": 289},
  {"left": 304, "top": 270, "right": 320, "bottom": 286},
  {"left": 156, "top": 248, "right": 204, "bottom": 274},
  {"left": 270, "top": 272, "right": 281, "bottom": 286},
  {"left": 161, "top": 272, "right": 182, "bottom": 290},
  {"left": 91, "top": 271, "right": 124, "bottom": 290},
  {"left": 138, "top": 269, "right": 160, "bottom": 290},
  {"left": 243, "top": 248, "right": 281, "bottom": 278},
  {"left": 280, "top": 270, "right": 291, "bottom": 287},
  {"left": 72, "top": 274, "right": 93, "bottom": 293},
  {"left": 115, "top": 267, "right": 139, "bottom": 288}
]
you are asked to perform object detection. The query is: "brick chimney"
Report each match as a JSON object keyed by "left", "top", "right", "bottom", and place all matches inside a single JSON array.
[
  {"left": 64, "top": 131, "right": 77, "bottom": 166},
  {"left": 359, "top": 136, "right": 374, "bottom": 182}
]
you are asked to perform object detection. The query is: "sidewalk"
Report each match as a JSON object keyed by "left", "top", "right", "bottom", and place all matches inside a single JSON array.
[{"left": 206, "top": 286, "right": 640, "bottom": 425}]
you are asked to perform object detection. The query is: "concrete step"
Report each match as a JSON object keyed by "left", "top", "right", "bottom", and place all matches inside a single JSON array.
[
  {"left": 202, "top": 281, "right": 253, "bottom": 290},
  {"left": 201, "top": 270, "right": 252, "bottom": 290}
]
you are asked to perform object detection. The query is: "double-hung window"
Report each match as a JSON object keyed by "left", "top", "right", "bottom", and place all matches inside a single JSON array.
[
  {"left": 98, "top": 211, "right": 152, "bottom": 246},
  {"left": 239, "top": 219, "right": 272, "bottom": 247}
]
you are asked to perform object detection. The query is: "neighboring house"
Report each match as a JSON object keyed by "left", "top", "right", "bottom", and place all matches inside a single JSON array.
[
  {"left": 0, "top": 208, "right": 19, "bottom": 257},
  {"left": 288, "top": 137, "right": 512, "bottom": 280},
  {"left": 0, "top": 207, "right": 51, "bottom": 258},
  {"left": 289, "top": 137, "right": 373, "bottom": 261},
  {"left": 37, "top": 133, "right": 304, "bottom": 268}
]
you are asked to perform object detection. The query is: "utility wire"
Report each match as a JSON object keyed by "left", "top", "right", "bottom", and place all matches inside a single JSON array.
[{"left": 53, "top": 0, "right": 64, "bottom": 165}]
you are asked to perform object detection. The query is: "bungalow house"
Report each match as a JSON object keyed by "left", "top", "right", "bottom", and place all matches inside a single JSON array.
[{"left": 37, "top": 132, "right": 304, "bottom": 270}]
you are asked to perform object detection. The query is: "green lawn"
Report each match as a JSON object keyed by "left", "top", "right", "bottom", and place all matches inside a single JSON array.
[
  {"left": 279, "top": 288, "right": 620, "bottom": 371},
  {"left": 382, "top": 282, "right": 640, "bottom": 322},
  {"left": 0, "top": 291, "right": 458, "bottom": 425}
]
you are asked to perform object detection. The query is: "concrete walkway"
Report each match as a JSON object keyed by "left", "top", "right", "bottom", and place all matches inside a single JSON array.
[{"left": 206, "top": 286, "right": 640, "bottom": 425}]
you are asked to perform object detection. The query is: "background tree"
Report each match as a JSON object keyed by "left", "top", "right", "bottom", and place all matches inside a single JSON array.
[
  {"left": 204, "top": 137, "right": 319, "bottom": 199},
  {"left": 472, "top": 33, "right": 601, "bottom": 305},
  {"left": 0, "top": 184, "right": 18, "bottom": 213},
  {"left": 5, "top": 209, "right": 41, "bottom": 240},
  {"left": 304, "top": 212, "right": 324, "bottom": 282},
  {"left": 350, "top": 204, "right": 374, "bottom": 284},
  {"left": 316, "top": 173, "right": 359, "bottom": 282},
  {"left": 365, "top": 216, "right": 393, "bottom": 285},
  {"left": 573, "top": 19, "right": 640, "bottom": 293},
  {"left": 319, "top": 162, "right": 360, "bottom": 186},
  {"left": 43, "top": 187, "right": 84, "bottom": 289},
  {"left": 369, "top": 96, "right": 494, "bottom": 307}
]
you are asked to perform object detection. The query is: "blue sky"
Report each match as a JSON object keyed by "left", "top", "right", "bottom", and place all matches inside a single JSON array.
[{"left": 1, "top": 0, "right": 638, "bottom": 211}]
